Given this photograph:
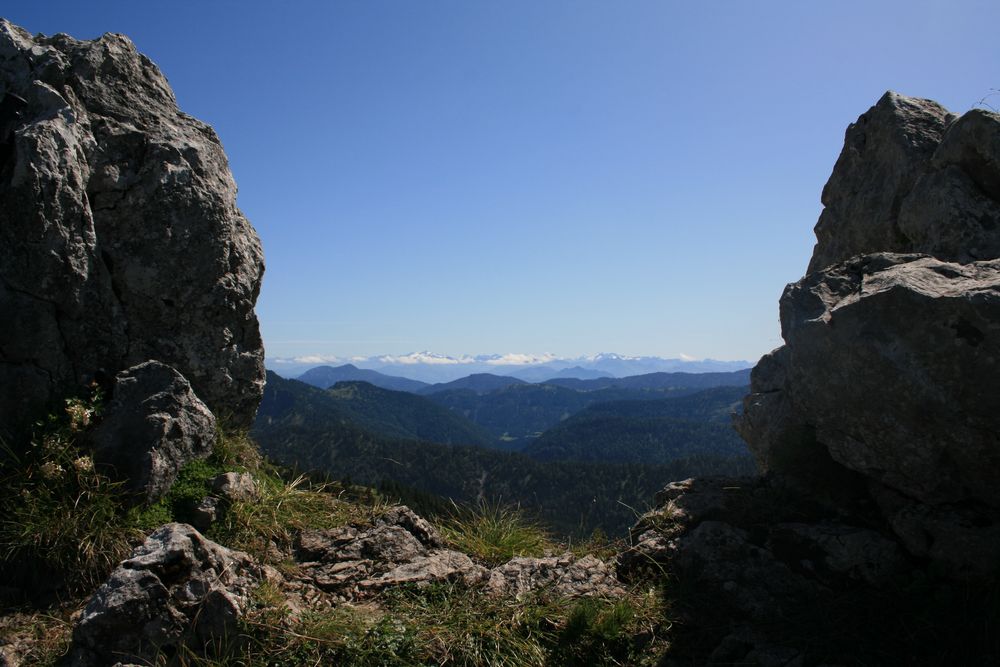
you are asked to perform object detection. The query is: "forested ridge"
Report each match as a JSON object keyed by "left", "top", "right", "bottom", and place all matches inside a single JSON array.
[{"left": 253, "top": 372, "right": 755, "bottom": 536}]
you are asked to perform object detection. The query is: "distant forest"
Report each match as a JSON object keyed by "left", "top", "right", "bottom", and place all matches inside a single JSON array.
[{"left": 252, "top": 371, "right": 755, "bottom": 537}]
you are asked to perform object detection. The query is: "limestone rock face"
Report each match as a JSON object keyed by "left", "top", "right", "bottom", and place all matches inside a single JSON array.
[
  {"left": 0, "top": 20, "right": 264, "bottom": 432},
  {"left": 91, "top": 361, "right": 216, "bottom": 503},
  {"left": 637, "top": 94, "right": 1000, "bottom": 661},
  {"left": 808, "top": 92, "right": 1000, "bottom": 271},
  {"left": 775, "top": 254, "right": 1000, "bottom": 507},
  {"left": 737, "top": 93, "right": 1000, "bottom": 579},
  {"left": 69, "top": 523, "right": 260, "bottom": 667},
  {"left": 293, "top": 505, "right": 620, "bottom": 599},
  {"left": 212, "top": 471, "right": 259, "bottom": 503}
]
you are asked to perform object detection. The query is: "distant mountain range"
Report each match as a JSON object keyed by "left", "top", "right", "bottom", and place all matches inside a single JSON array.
[{"left": 269, "top": 352, "right": 753, "bottom": 384}]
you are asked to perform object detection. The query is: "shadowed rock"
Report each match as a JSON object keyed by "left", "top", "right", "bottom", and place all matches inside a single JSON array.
[
  {"left": 91, "top": 361, "right": 216, "bottom": 503},
  {"left": 629, "top": 93, "right": 1000, "bottom": 663},
  {"left": 808, "top": 92, "right": 956, "bottom": 272},
  {"left": 738, "top": 93, "right": 1000, "bottom": 578}
]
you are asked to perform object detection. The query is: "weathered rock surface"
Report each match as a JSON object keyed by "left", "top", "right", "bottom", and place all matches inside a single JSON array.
[
  {"left": 737, "top": 93, "right": 1000, "bottom": 579},
  {"left": 295, "top": 505, "right": 620, "bottom": 600},
  {"left": 637, "top": 93, "right": 1000, "bottom": 663},
  {"left": 91, "top": 361, "right": 216, "bottom": 503},
  {"left": 486, "top": 554, "right": 623, "bottom": 599},
  {"left": 212, "top": 471, "right": 258, "bottom": 503},
  {"left": 775, "top": 254, "right": 1000, "bottom": 509},
  {"left": 809, "top": 92, "right": 1000, "bottom": 271},
  {"left": 69, "top": 523, "right": 260, "bottom": 667},
  {"left": 296, "top": 506, "right": 487, "bottom": 595},
  {"left": 808, "top": 92, "right": 956, "bottom": 272},
  {"left": 0, "top": 20, "right": 264, "bottom": 434}
]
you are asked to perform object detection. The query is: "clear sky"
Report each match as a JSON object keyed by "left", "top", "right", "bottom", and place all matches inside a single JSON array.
[{"left": 6, "top": 1, "right": 999, "bottom": 362}]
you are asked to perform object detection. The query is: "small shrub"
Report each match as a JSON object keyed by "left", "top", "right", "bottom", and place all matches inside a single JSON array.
[{"left": 0, "top": 391, "right": 138, "bottom": 591}]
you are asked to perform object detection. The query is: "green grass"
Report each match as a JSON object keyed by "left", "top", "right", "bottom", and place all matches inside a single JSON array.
[
  {"left": 0, "top": 607, "right": 75, "bottom": 667},
  {"left": 167, "top": 581, "right": 666, "bottom": 667},
  {"left": 440, "top": 501, "right": 553, "bottom": 566},
  {"left": 0, "top": 392, "right": 139, "bottom": 592},
  {"left": 209, "top": 472, "right": 387, "bottom": 563},
  {"left": 0, "top": 397, "right": 670, "bottom": 667}
]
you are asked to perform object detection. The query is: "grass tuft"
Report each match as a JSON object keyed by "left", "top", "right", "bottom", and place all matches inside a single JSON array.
[
  {"left": 209, "top": 472, "right": 386, "bottom": 562},
  {"left": 440, "top": 500, "right": 553, "bottom": 566}
]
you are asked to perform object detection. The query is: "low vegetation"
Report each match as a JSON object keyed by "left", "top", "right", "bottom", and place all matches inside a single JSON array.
[
  {"left": 170, "top": 579, "right": 666, "bottom": 666},
  {"left": 0, "top": 398, "right": 674, "bottom": 666},
  {"left": 0, "top": 390, "right": 136, "bottom": 592},
  {"left": 440, "top": 500, "right": 552, "bottom": 565}
]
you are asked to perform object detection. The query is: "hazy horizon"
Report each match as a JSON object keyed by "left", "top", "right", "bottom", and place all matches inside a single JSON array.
[{"left": 267, "top": 350, "right": 754, "bottom": 365}]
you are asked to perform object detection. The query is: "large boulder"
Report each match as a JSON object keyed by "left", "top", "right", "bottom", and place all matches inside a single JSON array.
[
  {"left": 0, "top": 20, "right": 264, "bottom": 434},
  {"left": 807, "top": 92, "right": 955, "bottom": 272},
  {"left": 69, "top": 523, "right": 261, "bottom": 667},
  {"left": 776, "top": 254, "right": 1000, "bottom": 508},
  {"left": 737, "top": 93, "right": 1000, "bottom": 579},
  {"left": 90, "top": 361, "right": 216, "bottom": 503},
  {"left": 808, "top": 92, "right": 1000, "bottom": 271}
]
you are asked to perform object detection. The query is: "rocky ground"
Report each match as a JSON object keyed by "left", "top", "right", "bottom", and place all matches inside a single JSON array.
[{"left": 0, "top": 469, "right": 664, "bottom": 666}]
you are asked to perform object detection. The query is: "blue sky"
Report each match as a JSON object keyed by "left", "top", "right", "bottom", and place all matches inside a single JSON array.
[{"left": 7, "top": 1, "right": 999, "bottom": 362}]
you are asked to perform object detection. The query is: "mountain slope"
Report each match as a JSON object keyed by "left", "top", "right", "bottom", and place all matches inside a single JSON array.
[
  {"left": 252, "top": 373, "right": 756, "bottom": 536},
  {"left": 543, "top": 369, "right": 751, "bottom": 392},
  {"left": 259, "top": 372, "right": 493, "bottom": 447},
  {"left": 325, "top": 380, "right": 495, "bottom": 447},
  {"left": 424, "top": 382, "right": 740, "bottom": 442},
  {"left": 418, "top": 373, "right": 526, "bottom": 395},
  {"left": 521, "top": 387, "right": 751, "bottom": 464},
  {"left": 297, "top": 364, "right": 429, "bottom": 392}
]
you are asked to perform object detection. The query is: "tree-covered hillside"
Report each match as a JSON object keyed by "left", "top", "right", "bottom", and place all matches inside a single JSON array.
[
  {"left": 521, "top": 386, "right": 750, "bottom": 465},
  {"left": 297, "top": 364, "right": 430, "bottom": 392},
  {"left": 425, "top": 382, "right": 720, "bottom": 443},
  {"left": 325, "top": 380, "right": 496, "bottom": 447},
  {"left": 252, "top": 374, "right": 756, "bottom": 537}
]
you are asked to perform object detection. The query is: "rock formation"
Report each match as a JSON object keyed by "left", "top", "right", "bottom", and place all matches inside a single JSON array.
[
  {"left": 69, "top": 523, "right": 263, "bottom": 667},
  {"left": 738, "top": 91, "right": 1000, "bottom": 578},
  {"left": 623, "top": 93, "right": 1000, "bottom": 664},
  {"left": 91, "top": 361, "right": 216, "bottom": 503},
  {"left": 0, "top": 19, "right": 265, "bottom": 433},
  {"left": 293, "top": 505, "right": 620, "bottom": 599}
]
